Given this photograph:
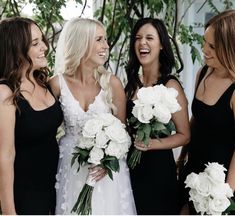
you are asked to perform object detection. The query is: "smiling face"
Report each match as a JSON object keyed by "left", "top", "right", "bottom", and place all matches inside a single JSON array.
[
  {"left": 134, "top": 23, "right": 162, "bottom": 67},
  {"left": 85, "top": 25, "right": 109, "bottom": 68},
  {"left": 202, "top": 26, "right": 222, "bottom": 69},
  {"left": 28, "top": 23, "right": 48, "bottom": 71}
]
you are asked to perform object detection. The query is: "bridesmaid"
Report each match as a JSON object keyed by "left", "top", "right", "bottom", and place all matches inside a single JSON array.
[
  {"left": 125, "top": 17, "right": 190, "bottom": 215},
  {"left": 0, "top": 17, "right": 63, "bottom": 214}
]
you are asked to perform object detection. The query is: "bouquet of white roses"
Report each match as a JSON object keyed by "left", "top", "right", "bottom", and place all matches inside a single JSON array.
[
  {"left": 71, "top": 113, "right": 131, "bottom": 215},
  {"left": 127, "top": 84, "right": 181, "bottom": 169},
  {"left": 185, "top": 162, "right": 235, "bottom": 215}
]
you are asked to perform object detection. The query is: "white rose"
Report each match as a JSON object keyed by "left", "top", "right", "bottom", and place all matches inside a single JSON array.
[
  {"left": 189, "top": 189, "right": 205, "bottom": 203},
  {"left": 88, "top": 147, "right": 104, "bottom": 165},
  {"left": 132, "top": 103, "right": 154, "bottom": 123},
  {"left": 153, "top": 84, "right": 167, "bottom": 101},
  {"left": 77, "top": 136, "right": 94, "bottom": 149},
  {"left": 105, "top": 141, "right": 129, "bottom": 159},
  {"left": 153, "top": 103, "right": 171, "bottom": 124},
  {"left": 105, "top": 122, "right": 129, "bottom": 143},
  {"left": 162, "top": 88, "right": 181, "bottom": 113},
  {"left": 193, "top": 198, "right": 209, "bottom": 215},
  {"left": 185, "top": 172, "right": 199, "bottom": 189},
  {"left": 208, "top": 196, "right": 231, "bottom": 215},
  {"left": 205, "top": 162, "right": 226, "bottom": 184},
  {"left": 195, "top": 172, "right": 212, "bottom": 197},
  {"left": 210, "top": 183, "right": 233, "bottom": 199},
  {"left": 137, "top": 86, "right": 157, "bottom": 105},
  {"left": 95, "top": 130, "right": 109, "bottom": 148},
  {"left": 97, "top": 113, "right": 116, "bottom": 127},
  {"left": 83, "top": 119, "right": 103, "bottom": 138}
]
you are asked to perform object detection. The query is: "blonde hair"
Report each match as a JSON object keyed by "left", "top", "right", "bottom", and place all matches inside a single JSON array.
[
  {"left": 206, "top": 10, "right": 235, "bottom": 80},
  {"left": 54, "top": 17, "right": 116, "bottom": 113}
]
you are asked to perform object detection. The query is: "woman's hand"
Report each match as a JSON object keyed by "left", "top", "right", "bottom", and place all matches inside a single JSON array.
[
  {"left": 89, "top": 166, "right": 107, "bottom": 182},
  {"left": 134, "top": 139, "right": 152, "bottom": 151}
]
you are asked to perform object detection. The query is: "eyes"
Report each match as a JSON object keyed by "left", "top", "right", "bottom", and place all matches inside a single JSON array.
[
  {"left": 96, "top": 36, "right": 107, "bottom": 43},
  {"left": 31, "top": 37, "right": 45, "bottom": 47},
  {"left": 203, "top": 37, "right": 215, "bottom": 50},
  {"left": 135, "top": 35, "right": 155, "bottom": 41}
]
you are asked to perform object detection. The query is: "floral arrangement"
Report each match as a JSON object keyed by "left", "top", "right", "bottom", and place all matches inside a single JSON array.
[
  {"left": 127, "top": 84, "right": 181, "bottom": 169},
  {"left": 185, "top": 162, "right": 235, "bottom": 215},
  {"left": 71, "top": 113, "right": 131, "bottom": 215}
]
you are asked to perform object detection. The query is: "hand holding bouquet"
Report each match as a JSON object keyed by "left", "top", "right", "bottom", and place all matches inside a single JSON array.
[
  {"left": 127, "top": 84, "right": 181, "bottom": 169},
  {"left": 185, "top": 162, "right": 235, "bottom": 215},
  {"left": 71, "top": 113, "right": 131, "bottom": 215}
]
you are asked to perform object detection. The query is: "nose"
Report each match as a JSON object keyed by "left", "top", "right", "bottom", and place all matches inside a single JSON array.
[
  {"left": 202, "top": 42, "right": 208, "bottom": 55},
  {"left": 103, "top": 40, "right": 109, "bottom": 49},
  {"left": 41, "top": 41, "right": 48, "bottom": 51},
  {"left": 139, "top": 37, "right": 147, "bottom": 45}
]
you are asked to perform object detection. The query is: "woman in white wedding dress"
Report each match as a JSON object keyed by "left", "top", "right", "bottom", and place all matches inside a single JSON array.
[{"left": 49, "top": 17, "right": 136, "bottom": 215}]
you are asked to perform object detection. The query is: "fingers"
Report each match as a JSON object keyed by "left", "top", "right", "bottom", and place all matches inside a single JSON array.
[
  {"left": 134, "top": 139, "right": 150, "bottom": 151},
  {"left": 89, "top": 166, "right": 107, "bottom": 182}
]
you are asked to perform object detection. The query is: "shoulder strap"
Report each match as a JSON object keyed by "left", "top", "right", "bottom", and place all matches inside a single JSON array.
[
  {"left": 195, "top": 65, "right": 208, "bottom": 91},
  {"left": 158, "top": 75, "right": 183, "bottom": 89},
  {"left": 0, "top": 79, "right": 9, "bottom": 86}
]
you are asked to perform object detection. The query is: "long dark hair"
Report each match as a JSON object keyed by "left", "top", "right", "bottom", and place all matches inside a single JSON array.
[
  {"left": 0, "top": 17, "right": 50, "bottom": 107},
  {"left": 125, "top": 17, "right": 175, "bottom": 99}
]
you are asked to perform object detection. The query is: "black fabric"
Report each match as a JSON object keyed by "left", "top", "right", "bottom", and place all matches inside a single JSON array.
[
  {"left": 178, "top": 66, "right": 235, "bottom": 213},
  {"left": 0, "top": 80, "right": 63, "bottom": 214},
  {"left": 126, "top": 75, "right": 181, "bottom": 215}
]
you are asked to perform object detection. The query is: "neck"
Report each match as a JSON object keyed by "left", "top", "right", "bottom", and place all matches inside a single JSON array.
[
  {"left": 76, "top": 65, "right": 96, "bottom": 84},
  {"left": 141, "top": 65, "right": 160, "bottom": 87}
]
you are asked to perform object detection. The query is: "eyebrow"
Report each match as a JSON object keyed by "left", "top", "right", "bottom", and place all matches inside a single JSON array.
[{"left": 136, "top": 33, "right": 157, "bottom": 37}]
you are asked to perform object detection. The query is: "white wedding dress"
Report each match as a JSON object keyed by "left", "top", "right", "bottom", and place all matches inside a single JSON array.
[{"left": 55, "top": 74, "right": 136, "bottom": 215}]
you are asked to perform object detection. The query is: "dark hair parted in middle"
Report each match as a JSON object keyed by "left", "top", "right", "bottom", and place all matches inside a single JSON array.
[{"left": 125, "top": 17, "right": 175, "bottom": 99}]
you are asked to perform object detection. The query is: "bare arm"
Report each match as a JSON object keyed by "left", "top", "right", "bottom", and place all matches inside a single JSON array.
[
  {"left": 0, "top": 85, "right": 16, "bottom": 214},
  {"left": 226, "top": 90, "right": 235, "bottom": 191},
  {"left": 110, "top": 75, "right": 126, "bottom": 123}
]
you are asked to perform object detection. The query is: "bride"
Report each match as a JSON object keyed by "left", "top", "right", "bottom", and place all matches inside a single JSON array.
[{"left": 49, "top": 17, "right": 136, "bottom": 215}]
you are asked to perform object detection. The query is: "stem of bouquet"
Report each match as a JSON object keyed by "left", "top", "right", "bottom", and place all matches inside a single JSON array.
[
  {"left": 71, "top": 167, "right": 96, "bottom": 215},
  {"left": 128, "top": 148, "right": 142, "bottom": 169}
]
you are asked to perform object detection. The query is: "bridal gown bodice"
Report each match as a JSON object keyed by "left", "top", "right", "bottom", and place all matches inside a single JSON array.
[{"left": 55, "top": 74, "right": 136, "bottom": 215}]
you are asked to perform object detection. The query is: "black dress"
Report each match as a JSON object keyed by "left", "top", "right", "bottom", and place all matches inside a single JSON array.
[
  {"left": 178, "top": 66, "right": 235, "bottom": 213},
  {"left": 126, "top": 75, "right": 181, "bottom": 215},
  {"left": 0, "top": 80, "right": 63, "bottom": 215}
]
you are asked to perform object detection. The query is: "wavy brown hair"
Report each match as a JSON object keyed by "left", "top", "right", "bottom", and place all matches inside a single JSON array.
[
  {"left": 205, "top": 10, "right": 235, "bottom": 80},
  {"left": 0, "top": 16, "right": 50, "bottom": 107}
]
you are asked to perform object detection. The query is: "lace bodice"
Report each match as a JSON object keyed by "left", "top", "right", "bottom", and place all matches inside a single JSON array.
[{"left": 58, "top": 74, "right": 110, "bottom": 136}]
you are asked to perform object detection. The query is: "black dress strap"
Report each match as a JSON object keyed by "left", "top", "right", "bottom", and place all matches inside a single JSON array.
[
  {"left": 157, "top": 74, "right": 183, "bottom": 89},
  {"left": 0, "top": 79, "right": 9, "bottom": 86},
  {"left": 195, "top": 65, "right": 208, "bottom": 91}
]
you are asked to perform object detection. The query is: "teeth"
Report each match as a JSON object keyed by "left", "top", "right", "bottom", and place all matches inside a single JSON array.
[
  {"left": 139, "top": 48, "right": 150, "bottom": 54},
  {"left": 38, "top": 54, "right": 45, "bottom": 58},
  {"left": 98, "top": 52, "right": 106, "bottom": 56}
]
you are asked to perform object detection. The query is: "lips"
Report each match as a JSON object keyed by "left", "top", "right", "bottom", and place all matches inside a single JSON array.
[
  {"left": 98, "top": 52, "right": 106, "bottom": 57},
  {"left": 139, "top": 48, "right": 150, "bottom": 55}
]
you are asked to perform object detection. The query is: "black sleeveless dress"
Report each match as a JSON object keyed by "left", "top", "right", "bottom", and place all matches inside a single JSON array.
[
  {"left": 178, "top": 66, "right": 235, "bottom": 213},
  {"left": 0, "top": 80, "right": 63, "bottom": 215},
  {"left": 126, "top": 75, "right": 181, "bottom": 215}
]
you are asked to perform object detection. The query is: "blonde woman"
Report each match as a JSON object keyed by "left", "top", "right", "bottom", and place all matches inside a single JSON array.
[{"left": 49, "top": 18, "right": 136, "bottom": 215}]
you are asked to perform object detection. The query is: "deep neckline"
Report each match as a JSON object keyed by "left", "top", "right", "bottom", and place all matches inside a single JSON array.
[
  {"left": 194, "top": 83, "right": 234, "bottom": 107},
  {"left": 61, "top": 74, "right": 103, "bottom": 113}
]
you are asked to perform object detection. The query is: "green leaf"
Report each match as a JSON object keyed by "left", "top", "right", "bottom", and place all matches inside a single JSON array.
[{"left": 137, "top": 129, "right": 145, "bottom": 141}]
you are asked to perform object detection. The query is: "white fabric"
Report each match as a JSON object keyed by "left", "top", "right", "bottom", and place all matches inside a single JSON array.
[{"left": 55, "top": 74, "right": 136, "bottom": 215}]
